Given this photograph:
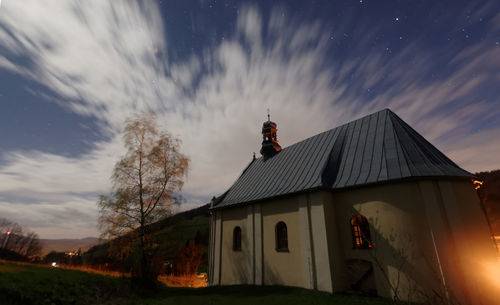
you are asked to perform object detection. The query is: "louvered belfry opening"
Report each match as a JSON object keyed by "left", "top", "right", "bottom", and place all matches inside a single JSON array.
[{"left": 260, "top": 114, "right": 281, "bottom": 159}]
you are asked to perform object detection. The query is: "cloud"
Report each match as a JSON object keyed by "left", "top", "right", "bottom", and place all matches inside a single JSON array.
[
  {"left": 444, "top": 127, "right": 500, "bottom": 172},
  {"left": 0, "top": 138, "right": 120, "bottom": 195},
  {"left": 0, "top": 199, "right": 98, "bottom": 239},
  {"left": 0, "top": 2, "right": 499, "bottom": 237}
]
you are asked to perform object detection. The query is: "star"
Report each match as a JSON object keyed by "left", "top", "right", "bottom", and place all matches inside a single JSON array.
[{"left": 395, "top": 17, "right": 399, "bottom": 21}]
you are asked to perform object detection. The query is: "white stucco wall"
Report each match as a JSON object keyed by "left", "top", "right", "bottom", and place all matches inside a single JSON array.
[{"left": 208, "top": 179, "right": 499, "bottom": 304}]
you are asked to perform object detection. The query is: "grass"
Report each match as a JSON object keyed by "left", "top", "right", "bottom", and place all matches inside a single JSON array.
[
  {"left": 0, "top": 261, "right": 392, "bottom": 305},
  {"left": 0, "top": 261, "right": 132, "bottom": 305},
  {"left": 61, "top": 264, "right": 207, "bottom": 288}
]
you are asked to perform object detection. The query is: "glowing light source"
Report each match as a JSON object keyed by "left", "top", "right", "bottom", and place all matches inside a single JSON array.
[
  {"left": 6, "top": 231, "right": 10, "bottom": 235},
  {"left": 473, "top": 179, "right": 483, "bottom": 190},
  {"left": 482, "top": 260, "right": 500, "bottom": 288},
  {"left": 52, "top": 262, "right": 57, "bottom": 267}
]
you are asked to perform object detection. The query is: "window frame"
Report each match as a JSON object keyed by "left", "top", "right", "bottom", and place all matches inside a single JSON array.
[
  {"left": 275, "top": 221, "right": 289, "bottom": 252},
  {"left": 350, "top": 215, "right": 373, "bottom": 249},
  {"left": 233, "top": 226, "right": 242, "bottom": 251}
]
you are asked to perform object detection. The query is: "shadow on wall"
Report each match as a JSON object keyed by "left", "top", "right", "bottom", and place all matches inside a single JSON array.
[
  {"left": 344, "top": 259, "right": 377, "bottom": 296},
  {"left": 227, "top": 251, "right": 285, "bottom": 286},
  {"left": 342, "top": 205, "right": 459, "bottom": 305},
  {"left": 227, "top": 250, "right": 249, "bottom": 284},
  {"left": 262, "top": 259, "right": 286, "bottom": 286},
  {"left": 218, "top": 200, "right": 460, "bottom": 304}
]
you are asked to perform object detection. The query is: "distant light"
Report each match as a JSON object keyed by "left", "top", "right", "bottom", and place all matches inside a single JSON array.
[
  {"left": 6, "top": 231, "right": 10, "bottom": 235},
  {"left": 52, "top": 262, "right": 57, "bottom": 267},
  {"left": 395, "top": 17, "right": 399, "bottom": 21}
]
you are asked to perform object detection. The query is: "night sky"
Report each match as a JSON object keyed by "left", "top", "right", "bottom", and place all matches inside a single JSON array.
[{"left": 0, "top": 0, "right": 499, "bottom": 238}]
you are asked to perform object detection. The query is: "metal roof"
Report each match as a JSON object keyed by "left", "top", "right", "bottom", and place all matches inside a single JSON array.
[{"left": 213, "top": 109, "right": 473, "bottom": 209}]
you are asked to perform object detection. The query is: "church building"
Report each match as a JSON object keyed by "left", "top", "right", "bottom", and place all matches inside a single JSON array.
[{"left": 207, "top": 109, "right": 499, "bottom": 304}]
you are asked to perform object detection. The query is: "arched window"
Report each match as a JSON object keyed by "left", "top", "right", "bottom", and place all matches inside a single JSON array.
[
  {"left": 275, "top": 221, "right": 288, "bottom": 251},
  {"left": 351, "top": 215, "right": 372, "bottom": 249},
  {"left": 233, "top": 226, "right": 242, "bottom": 251}
]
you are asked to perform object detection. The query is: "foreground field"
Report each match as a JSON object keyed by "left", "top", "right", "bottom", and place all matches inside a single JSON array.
[{"left": 0, "top": 261, "right": 392, "bottom": 305}]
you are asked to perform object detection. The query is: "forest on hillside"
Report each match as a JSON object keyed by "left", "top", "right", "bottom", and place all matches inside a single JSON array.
[
  {"left": 82, "top": 204, "right": 210, "bottom": 275},
  {"left": 476, "top": 170, "right": 500, "bottom": 235}
]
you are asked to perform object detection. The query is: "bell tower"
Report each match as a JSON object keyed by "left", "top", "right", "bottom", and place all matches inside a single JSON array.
[{"left": 260, "top": 110, "right": 281, "bottom": 159}]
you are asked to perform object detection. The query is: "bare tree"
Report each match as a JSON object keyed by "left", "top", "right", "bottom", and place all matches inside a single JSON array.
[
  {"left": 177, "top": 240, "right": 205, "bottom": 276},
  {"left": 98, "top": 113, "right": 189, "bottom": 285},
  {"left": 23, "top": 232, "right": 42, "bottom": 258},
  {"left": 0, "top": 218, "right": 41, "bottom": 259}
]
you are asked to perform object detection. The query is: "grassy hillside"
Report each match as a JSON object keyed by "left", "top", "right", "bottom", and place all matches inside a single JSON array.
[
  {"left": 0, "top": 261, "right": 392, "bottom": 305},
  {"left": 83, "top": 204, "right": 210, "bottom": 270}
]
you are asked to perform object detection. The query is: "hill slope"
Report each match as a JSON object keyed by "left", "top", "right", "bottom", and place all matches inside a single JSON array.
[
  {"left": 83, "top": 204, "right": 210, "bottom": 268},
  {"left": 39, "top": 237, "right": 99, "bottom": 255}
]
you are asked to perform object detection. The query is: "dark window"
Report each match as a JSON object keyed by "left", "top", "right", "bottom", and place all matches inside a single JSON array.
[
  {"left": 233, "top": 226, "right": 242, "bottom": 251},
  {"left": 275, "top": 221, "right": 288, "bottom": 251},
  {"left": 351, "top": 215, "right": 372, "bottom": 249}
]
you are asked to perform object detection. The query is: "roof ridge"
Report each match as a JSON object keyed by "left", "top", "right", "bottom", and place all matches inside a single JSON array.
[
  {"left": 213, "top": 108, "right": 473, "bottom": 209},
  {"left": 386, "top": 110, "right": 472, "bottom": 176}
]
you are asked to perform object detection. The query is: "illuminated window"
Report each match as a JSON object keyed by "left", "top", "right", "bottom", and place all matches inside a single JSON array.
[
  {"left": 276, "top": 221, "right": 288, "bottom": 251},
  {"left": 351, "top": 215, "right": 372, "bottom": 249},
  {"left": 233, "top": 226, "right": 242, "bottom": 251}
]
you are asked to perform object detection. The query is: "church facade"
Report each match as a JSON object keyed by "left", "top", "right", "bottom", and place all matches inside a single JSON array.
[{"left": 207, "top": 109, "right": 499, "bottom": 304}]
